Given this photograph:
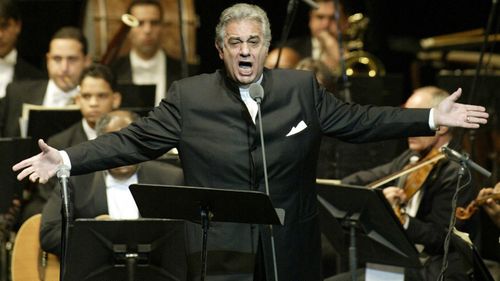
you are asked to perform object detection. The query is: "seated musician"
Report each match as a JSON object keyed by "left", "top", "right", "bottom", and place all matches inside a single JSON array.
[
  {"left": 342, "top": 86, "right": 478, "bottom": 281},
  {"left": 478, "top": 182, "right": 500, "bottom": 228},
  {"left": 40, "top": 110, "right": 184, "bottom": 257}
]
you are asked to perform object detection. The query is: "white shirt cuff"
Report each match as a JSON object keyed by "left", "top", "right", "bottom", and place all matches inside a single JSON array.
[
  {"left": 59, "top": 150, "right": 72, "bottom": 171},
  {"left": 428, "top": 108, "right": 438, "bottom": 131},
  {"left": 403, "top": 215, "right": 410, "bottom": 229}
]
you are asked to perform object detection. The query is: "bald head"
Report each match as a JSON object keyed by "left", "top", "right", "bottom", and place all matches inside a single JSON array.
[
  {"left": 264, "top": 47, "right": 301, "bottom": 69},
  {"left": 406, "top": 86, "right": 452, "bottom": 153},
  {"left": 95, "top": 110, "right": 140, "bottom": 179},
  {"left": 96, "top": 110, "right": 139, "bottom": 135},
  {"left": 405, "top": 86, "right": 449, "bottom": 109}
]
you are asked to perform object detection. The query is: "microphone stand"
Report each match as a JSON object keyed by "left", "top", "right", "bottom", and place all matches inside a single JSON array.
[
  {"left": 57, "top": 165, "right": 72, "bottom": 281},
  {"left": 332, "top": 0, "right": 351, "bottom": 102},
  {"left": 254, "top": 98, "right": 279, "bottom": 281},
  {"left": 456, "top": 0, "right": 498, "bottom": 161},
  {"left": 275, "top": 0, "right": 299, "bottom": 69},
  {"left": 177, "top": 0, "right": 189, "bottom": 78}
]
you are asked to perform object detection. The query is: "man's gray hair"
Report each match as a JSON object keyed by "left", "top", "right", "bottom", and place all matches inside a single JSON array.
[{"left": 215, "top": 3, "right": 272, "bottom": 48}]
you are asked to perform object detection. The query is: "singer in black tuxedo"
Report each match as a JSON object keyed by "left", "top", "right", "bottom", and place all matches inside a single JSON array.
[
  {"left": 63, "top": 67, "right": 434, "bottom": 280},
  {"left": 14, "top": 4, "right": 489, "bottom": 281}
]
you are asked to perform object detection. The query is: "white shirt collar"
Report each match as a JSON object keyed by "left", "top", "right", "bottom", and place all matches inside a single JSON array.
[
  {"left": 43, "top": 80, "right": 78, "bottom": 106},
  {"left": 130, "top": 49, "right": 163, "bottom": 69},
  {"left": 239, "top": 74, "right": 263, "bottom": 124},
  {"left": 104, "top": 171, "right": 140, "bottom": 219},
  {"left": 0, "top": 49, "right": 17, "bottom": 66},
  {"left": 129, "top": 49, "right": 166, "bottom": 106},
  {"left": 81, "top": 118, "right": 97, "bottom": 140}
]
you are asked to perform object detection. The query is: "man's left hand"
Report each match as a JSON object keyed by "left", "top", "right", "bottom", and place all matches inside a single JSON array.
[{"left": 433, "top": 88, "right": 489, "bottom": 129}]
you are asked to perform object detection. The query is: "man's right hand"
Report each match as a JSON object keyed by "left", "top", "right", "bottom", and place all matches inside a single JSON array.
[
  {"left": 12, "top": 139, "right": 63, "bottom": 184},
  {"left": 383, "top": 187, "right": 406, "bottom": 206}
]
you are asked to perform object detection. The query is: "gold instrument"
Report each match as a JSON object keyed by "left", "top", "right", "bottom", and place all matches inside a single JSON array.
[{"left": 343, "top": 13, "right": 386, "bottom": 77}]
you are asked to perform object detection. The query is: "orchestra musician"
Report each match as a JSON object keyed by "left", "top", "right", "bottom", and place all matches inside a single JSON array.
[
  {"left": 0, "top": 26, "right": 90, "bottom": 137},
  {"left": 286, "top": 0, "right": 349, "bottom": 71},
  {"left": 110, "top": 0, "right": 196, "bottom": 106},
  {"left": 342, "top": 86, "right": 479, "bottom": 281}
]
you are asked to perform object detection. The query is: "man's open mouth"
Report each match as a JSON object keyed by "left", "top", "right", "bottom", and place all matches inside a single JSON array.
[{"left": 239, "top": 61, "right": 253, "bottom": 69}]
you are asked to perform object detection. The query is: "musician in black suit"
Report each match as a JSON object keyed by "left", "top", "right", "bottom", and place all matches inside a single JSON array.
[
  {"left": 40, "top": 109, "right": 184, "bottom": 257},
  {"left": 286, "top": 0, "right": 349, "bottom": 70},
  {"left": 110, "top": 0, "right": 196, "bottom": 107},
  {"left": 0, "top": 26, "right": 90, "bottom": 137},
  {"left": 342, "top": 87, "right": 478, "bottom": 281},
  {"left": 15, "top": 4, "right": 488, "bottom": 281},
  {"left": 0, "top": 0, "right": 44, "bottom": 94}
]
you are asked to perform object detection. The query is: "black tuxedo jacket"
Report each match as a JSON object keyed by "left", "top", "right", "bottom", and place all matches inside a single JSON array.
[
  {"left": 0, "top": 79, "right": 48, "bottom": 137},
  {"left": 64, "top": 68, "right": 433, "bottom": 280},
  {"left": 40, "top": 160, "right": 184, "bottom": 257},
  {"left": 13, "top": 57, "right": 45, "bottom": 81},
  {"left": 47, "top": 121, "right": 88, "bottom": 150}
]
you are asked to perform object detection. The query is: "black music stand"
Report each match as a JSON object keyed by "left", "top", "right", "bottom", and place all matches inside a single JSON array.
[
  {"left": 129, "top": 184, "right": 283, "bottom": 281},
  {"left": 27, "top": 109, "right": 82, "bottom": 142},
  {"left": 116, "top": 84, "right": 156, "bottom": 108},
  {"left": 64, "top": 218, "right": 188, "bottom": 281},
  {"left": 316, "top": 183, "right": 421, "bottom": 280}
]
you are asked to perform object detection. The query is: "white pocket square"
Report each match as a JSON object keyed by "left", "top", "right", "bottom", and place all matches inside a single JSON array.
[{"left": 286, "top": 120, "right": 307, "bottom": 137}]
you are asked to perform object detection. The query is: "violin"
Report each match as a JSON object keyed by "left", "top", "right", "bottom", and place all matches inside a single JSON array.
[
  {"left": 368, "top": 148, "right": 445, "bottom": 223},
  {"left": 455, "top": 191, "right": 500, "bottom": 220}
]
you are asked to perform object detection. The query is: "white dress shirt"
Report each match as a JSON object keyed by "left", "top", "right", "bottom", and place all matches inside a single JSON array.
[
  {"left": 81, "top": 119, "right": 97, "bottom": 140},
  {"left": 42, "top": 80, "right": 78, "bottom": 107},
  {"left": 130, "top": 50, "right": 166, "bottom": 106},
  {"left": 105, "top": 171, "right": 140, "bottom": 219},
  {"left": 0, "top": 49, "right": 17, "bottom": 98},
  {"left": 239, "top": 75, "right": 263, "bottom": 124}
]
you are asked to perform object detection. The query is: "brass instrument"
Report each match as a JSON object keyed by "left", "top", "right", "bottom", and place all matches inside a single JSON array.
[{"left": 343, "top": 13, "right": 386, "bottom": 77}]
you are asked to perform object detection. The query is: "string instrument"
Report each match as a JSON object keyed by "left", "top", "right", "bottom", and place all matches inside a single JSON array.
[
  {"left": 100, "top": 13, "right": 139, "bottom": 65},
  {"left": 368, "top": 148, "right": 445, "bottom": 223},
  {"left": 455, "top": 191, "right": 500, "bottom": 220}
]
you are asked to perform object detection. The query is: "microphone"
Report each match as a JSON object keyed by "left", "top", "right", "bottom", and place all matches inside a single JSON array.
[
  {"left": 440, "top": 147, "right": 491, "bottom": 178},
  {"left": 249, "top": 83, "right": 264, "bottom": 104},
  {"left": 57, "top": 164, "right": 71, "bottom": 281},
  {"left": 249, "top": 82, "right": 279, "bottom": 281}
]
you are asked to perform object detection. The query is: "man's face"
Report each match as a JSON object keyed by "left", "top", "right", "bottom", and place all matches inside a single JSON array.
[
  {"left": 216, "top": 19, "right": 268, "bottom": 86},
  {"left": 46, "top": 38, "right": 89, "bottom": 92},
  {"left": 104, "top": 117, "right": 138, "bottom": 179},
  {"left": 0, "top": 18, "right": 21, "bottom": 58},
  {"left": 129, "top": 4, "right": 163, "bottom": 59},
  {"left": 406, "top": 90, "right": 438, "bottom": 153},
  {"left": 309, "top": 1, "right": 336, "bottom": 38},
  {"left": 75, "top": 76, "right": 120, "bottom": 128}
]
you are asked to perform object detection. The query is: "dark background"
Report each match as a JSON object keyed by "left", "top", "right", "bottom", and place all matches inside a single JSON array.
[{"left": 16, "top": 0, "right": 493, "bottom": 77}]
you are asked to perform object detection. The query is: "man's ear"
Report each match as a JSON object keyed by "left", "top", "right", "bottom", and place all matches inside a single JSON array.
[
  {"left": 215, "top": 43, "right": 224, "bottom": 60},
  {"left": 112, "top": 92, "right": 122, "bottom": 109},
  {"left": 74, "top": 94, "right": 82, "bottom": 106}
]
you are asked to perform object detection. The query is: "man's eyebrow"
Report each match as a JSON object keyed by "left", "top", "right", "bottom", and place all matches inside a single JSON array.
[{"left": 226, "top": 35, "right": 261, "bottom": 41}]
